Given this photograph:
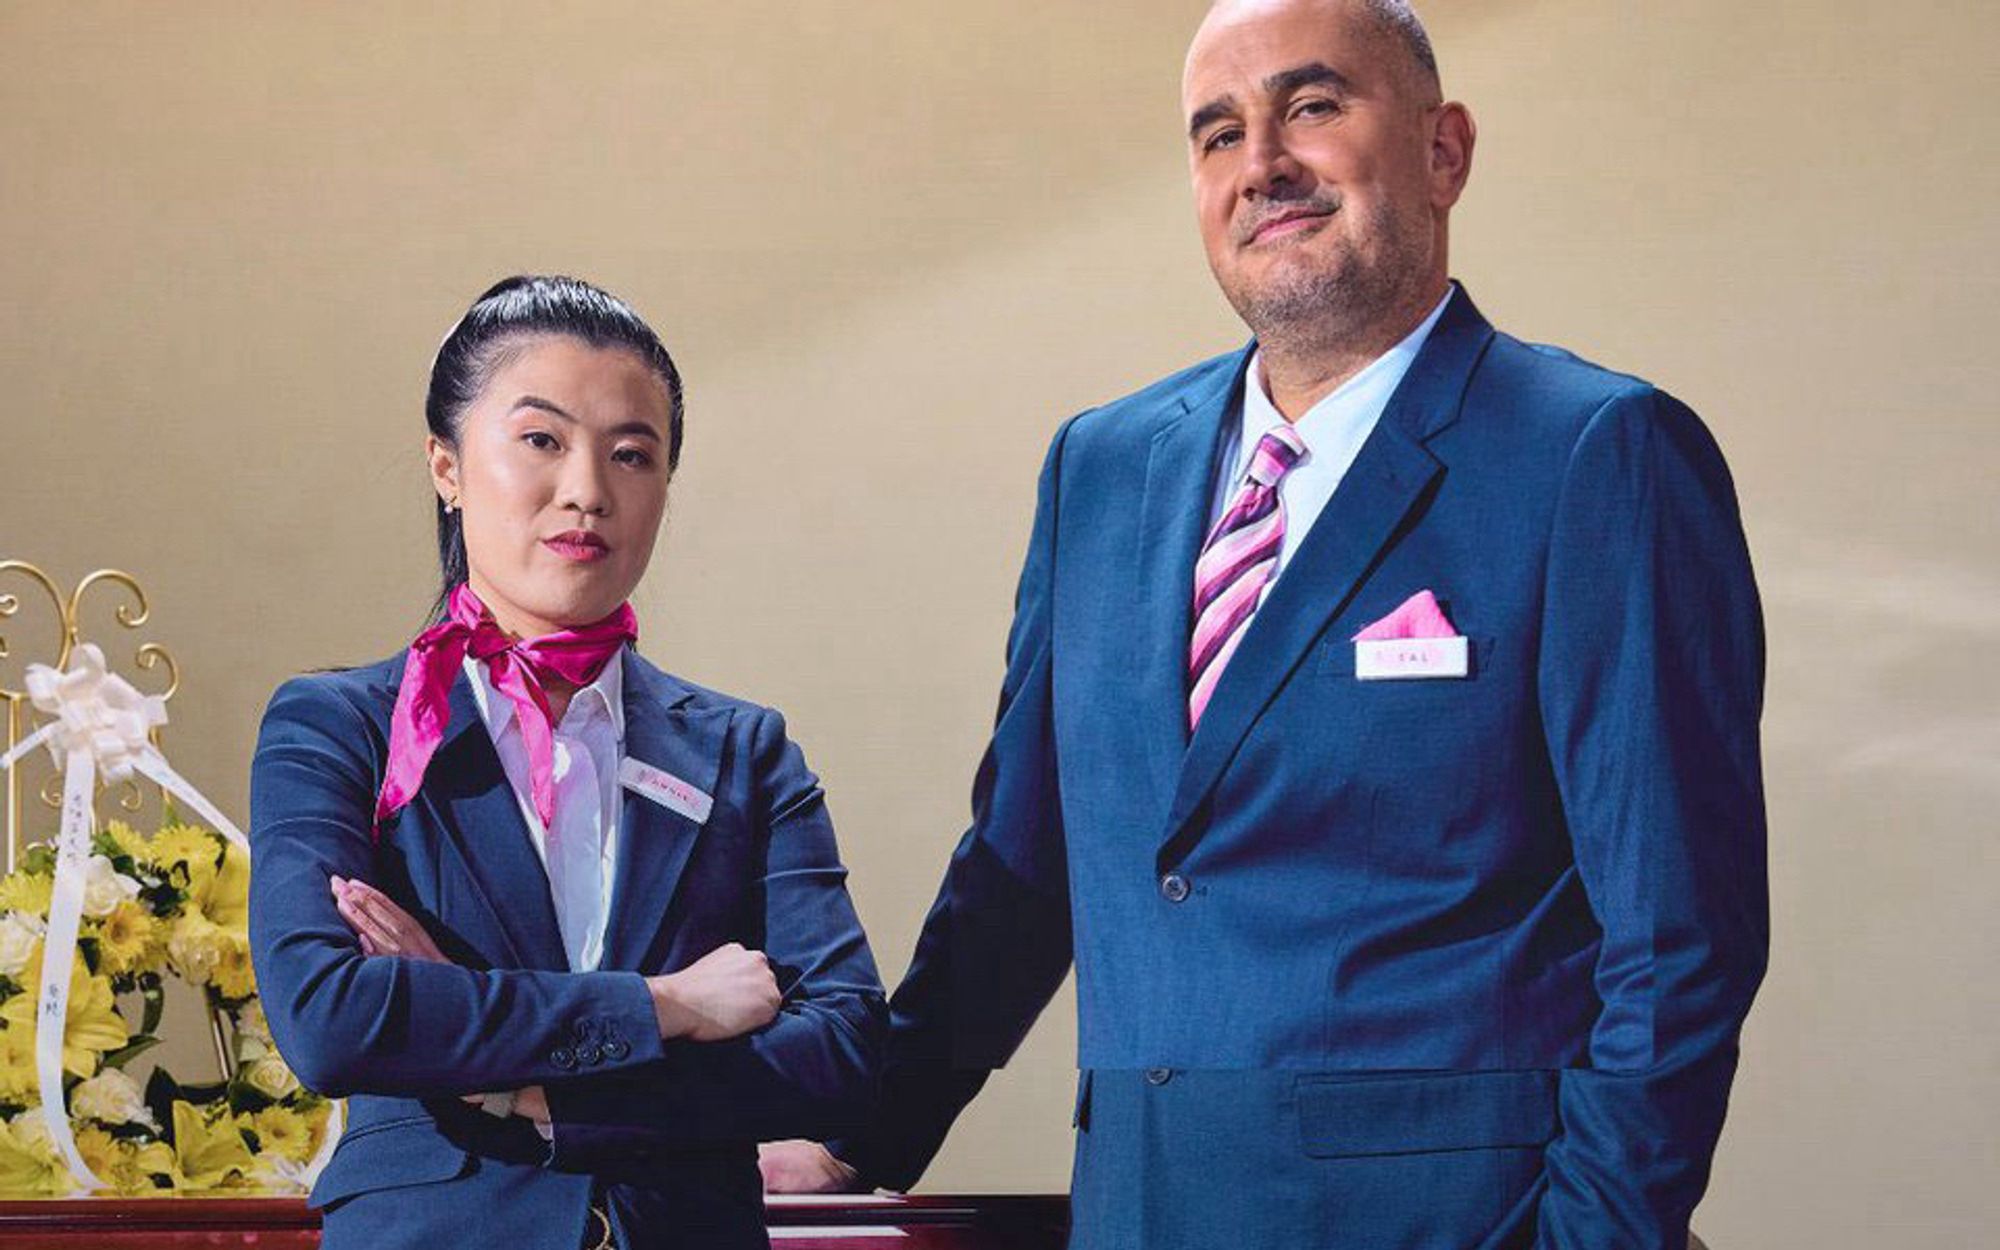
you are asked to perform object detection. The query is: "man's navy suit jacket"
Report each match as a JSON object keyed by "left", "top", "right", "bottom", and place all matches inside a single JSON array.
[
  {"left": 850, "top": 289, "right": 1768, "bottom": 1250},
  {"left": 248, "top": 649, "right": 886, "bottom": 1250}
]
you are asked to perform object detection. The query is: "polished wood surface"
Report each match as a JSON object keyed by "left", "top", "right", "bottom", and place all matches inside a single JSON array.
[{"left": 0, "top": 1195, "right": 1070, "bottom": 1249}]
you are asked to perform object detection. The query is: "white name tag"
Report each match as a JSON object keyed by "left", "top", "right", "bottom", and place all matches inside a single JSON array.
[
  {"left": 1355, "top": 635, "right": 1470, "bottom": 681},
  {"left": 618, "top": 758, "right": 714, "bottom": 824}
]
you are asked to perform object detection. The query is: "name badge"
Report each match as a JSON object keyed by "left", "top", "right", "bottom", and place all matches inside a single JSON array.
[
  {"left": 1355, "top": 636, "right": 1469, "bottom": 681},
  {"left": 619, "top": 758, "right": 714, "bottom": 824}
]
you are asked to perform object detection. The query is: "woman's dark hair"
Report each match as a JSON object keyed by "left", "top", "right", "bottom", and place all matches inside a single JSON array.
[{"left": 426, "top": 274, "right": 684, "bottom": 618}]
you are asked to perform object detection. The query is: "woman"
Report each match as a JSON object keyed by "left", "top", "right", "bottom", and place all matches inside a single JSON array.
[{"left": 248, "top": 276, "right": 885, "bottom": 1250}]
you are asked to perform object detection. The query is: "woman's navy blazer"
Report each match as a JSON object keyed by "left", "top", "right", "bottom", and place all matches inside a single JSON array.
[{"left": 248, "top": 647, "right": 885, "bottom": 1250}]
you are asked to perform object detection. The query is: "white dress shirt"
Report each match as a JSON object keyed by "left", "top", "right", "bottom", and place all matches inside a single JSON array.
[
  {"left": 463, "top": 652, "right": 625, "bottom": 974},
  {"left": 1209, "top": 286, "right": 1456, "bottom": 599}
]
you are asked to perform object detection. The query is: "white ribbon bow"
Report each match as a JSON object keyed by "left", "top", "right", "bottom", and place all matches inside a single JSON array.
[
  {"left": 0, "top": 648, "right": 340, "bottom": 1194},
  {"left": 16, "top": 645, "right": 167, "bottom": 782}
]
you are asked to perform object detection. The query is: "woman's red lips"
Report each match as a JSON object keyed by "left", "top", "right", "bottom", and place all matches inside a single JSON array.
[{"left": 544, "top": 531, "right": 610, "bottom": 563}]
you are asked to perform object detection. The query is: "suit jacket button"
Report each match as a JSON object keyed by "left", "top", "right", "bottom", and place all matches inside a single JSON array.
[
  {"left": 575, "top": 1043, "right": 602, "bottom": 1066},
  {"left": 1159, "top": 873, "right": 1191, "bottom": 903},
  {"left": 603, "top": 1038, "right": 630, "bottom": 1061},
  {"left": 1144, "top": 1068, "right": 1174, "bottom": 1086},
  {"left": 549, "top": 1047, "right": 577, "bottom": 1071}
]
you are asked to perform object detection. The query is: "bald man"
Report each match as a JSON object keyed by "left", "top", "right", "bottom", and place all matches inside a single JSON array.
[{"left": 771, "top": 3, "right": 1768, "bottom": 1246}]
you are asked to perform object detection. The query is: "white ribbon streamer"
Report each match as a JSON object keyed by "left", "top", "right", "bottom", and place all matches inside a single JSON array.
[{"left": 0, "top": 644, "right": 286, "bottom": 1193}]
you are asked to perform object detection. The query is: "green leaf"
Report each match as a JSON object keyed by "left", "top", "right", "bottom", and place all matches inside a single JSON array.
[
  {"left": 138, "top": 974, "right": 165, "bottom": 1036},
  {"left": 103, "top": 1034, "right": 164, "bottom": 1070}
]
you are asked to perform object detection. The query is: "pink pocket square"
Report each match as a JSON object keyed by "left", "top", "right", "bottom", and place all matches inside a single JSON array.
[{"left": 1353, "top": 589, "right": 1459, "bottom": 641}]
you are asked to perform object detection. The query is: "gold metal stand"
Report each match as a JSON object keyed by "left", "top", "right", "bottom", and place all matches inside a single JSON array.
[{"left": 0, "top": 561, "right": 179, "bottom": 872}]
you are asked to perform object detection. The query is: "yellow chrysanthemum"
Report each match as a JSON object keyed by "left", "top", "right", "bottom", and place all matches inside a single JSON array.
[
  {"left": 211, "top": 932, "right": 257, "bottom": 1001},
  {"left": 195, "top": 842, "right": 249, "bottom": 929},
  {"left": 104, "top": 821, "right": 152, "bottom": 864},
  {"left": 144, "top": 826, "right": 223, "bottom": 897},
  {"left": 0, "top": 1024, "right": 38, "bottom": 1105},
  {"left": 90, "top": 900, "right": 165, "bottom": 977},
  {"left": 75, "top": 1125, "right": 174, "bottom": 1196},
  {"left": 0, "top": 960, "right": 129, "bottom": 1078},
  {"left": 0, "top": 1113, "right": 73, "bottom": 1197},
  {"left": 170, "top": 1101, "right": 254, "bottom": 1191},
  {"left": 249, "top": 1105, "right": 318, "bottom": 1164},
  {"left": 0, "top": 873, "right": 54, "bottom": 919}
]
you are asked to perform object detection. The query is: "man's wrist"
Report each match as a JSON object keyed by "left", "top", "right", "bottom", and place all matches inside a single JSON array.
[{"left": 647, "top": 973, "right": 688, "bottom": 1040}]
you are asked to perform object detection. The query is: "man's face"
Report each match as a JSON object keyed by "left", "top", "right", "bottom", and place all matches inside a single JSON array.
[{"left": 1183, "top": 0, "right": 1450, "bottom": 337}]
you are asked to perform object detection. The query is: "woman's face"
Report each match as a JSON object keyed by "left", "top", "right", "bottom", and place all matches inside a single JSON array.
[{"left": 428, "top": 335, "right": 673, "bottom": 638}]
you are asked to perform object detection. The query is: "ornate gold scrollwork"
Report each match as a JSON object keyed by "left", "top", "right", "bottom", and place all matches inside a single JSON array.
[{"left": 1, "top": 561, "right": 180, "bottom": 870}]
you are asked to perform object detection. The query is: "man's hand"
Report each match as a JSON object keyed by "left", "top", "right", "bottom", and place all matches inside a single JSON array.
[
  {"left": 646, "top": 943, "right": 781, "bottom": 1041},
  {"left": 331, "top": 876, "right": 448, "bottom": 963},
  {"left": 758, "top": 1140, "right": 864, "bottom": 1194}
]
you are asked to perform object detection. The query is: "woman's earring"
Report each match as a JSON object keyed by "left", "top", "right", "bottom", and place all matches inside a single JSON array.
[{"left": 445, "top": 497, "right": 459, "bottom": 514}]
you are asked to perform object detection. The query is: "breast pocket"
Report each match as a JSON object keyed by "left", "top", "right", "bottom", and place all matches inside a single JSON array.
[{"left": 1320, "top": 635, "right": 1496, "bottom": 681}]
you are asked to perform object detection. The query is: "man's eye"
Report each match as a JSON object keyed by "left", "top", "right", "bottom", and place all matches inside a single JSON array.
[
  {"left": 1202, "top": 127, "right": 1243, "bottom": 154},
  {"left": 1291, "top": 97, "right": 1339, "bottom": 121}
]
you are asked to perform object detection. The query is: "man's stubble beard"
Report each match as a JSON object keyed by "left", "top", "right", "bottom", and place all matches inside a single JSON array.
[{"left": 1220, "top": 196, "right": 1431, "bottom": 359}]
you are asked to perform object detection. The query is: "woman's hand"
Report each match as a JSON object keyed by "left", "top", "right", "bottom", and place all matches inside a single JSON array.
[
  {"left": 331, "top": 876, "right": 448, "bottom": 963},
  {"left": 757, "top": 1140, "right": 864, "bottom": 1194},
  {"left": 330, "top": 876, "right": 548, "bottom": 1124},
  {"left": 646, "top": 943, "right": 781, "bottom": 1041}
]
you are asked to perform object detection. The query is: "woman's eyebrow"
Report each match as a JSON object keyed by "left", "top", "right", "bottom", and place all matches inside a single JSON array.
[{"left": 511, "top": 395, "right": 661, "bottom": 441}]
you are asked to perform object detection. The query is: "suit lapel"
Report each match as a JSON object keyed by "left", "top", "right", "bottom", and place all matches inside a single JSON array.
[
  {"left": 1130, "top": 354, "right": 1249, "bottom": 809},
  {"left": 600, "top": 653, "right": 731, "bottom": 972},
  {"left": 1158, "top": 290, "right": 1495, "bottom": 860},
  {"left": 417, "top": 672, "right": 571, "bottom": 971}
]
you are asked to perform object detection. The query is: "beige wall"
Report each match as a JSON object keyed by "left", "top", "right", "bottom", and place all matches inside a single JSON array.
[{"left": 2, "top": 1, "right": 1994, "bottom": 1244}]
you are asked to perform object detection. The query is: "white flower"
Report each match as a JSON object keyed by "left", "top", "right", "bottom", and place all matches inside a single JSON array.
[
  {"left": 80, "top": 856, "right": 141, "bottom": 919},
  {"left": 244, "top": 1057, "right": 300, "bottom": 1101},
  {"left": 0, "top": 913, "right": 44, "bottom": 979},
  {"left": 69, "top": 1067, "right": 157, "bottom": 1129}
]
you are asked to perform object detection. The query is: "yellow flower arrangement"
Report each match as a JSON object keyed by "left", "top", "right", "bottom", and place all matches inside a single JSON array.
[
  {"left": 0, "top": 960, "right": 129, "bottom": 1078},
  {"left": 0, "top": 817, "right": 335, "bottom": 1198}
]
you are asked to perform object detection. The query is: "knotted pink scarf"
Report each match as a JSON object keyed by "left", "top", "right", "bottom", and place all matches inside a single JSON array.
[{"left": 374, "top": 583, "right": 637, "bottom": 831}]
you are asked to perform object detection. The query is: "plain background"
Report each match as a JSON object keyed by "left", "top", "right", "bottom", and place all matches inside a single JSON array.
[{"left": 2, "top": 2, "right": 1995, "bottom": 1244}]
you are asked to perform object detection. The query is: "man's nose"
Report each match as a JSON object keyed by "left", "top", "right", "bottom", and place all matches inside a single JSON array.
[{"left": 1241, "top": 122, "right": 1303, "bottom": 199}]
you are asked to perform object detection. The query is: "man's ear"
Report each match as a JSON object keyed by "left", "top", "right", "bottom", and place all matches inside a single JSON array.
[{"left": 1430, "top": 101, "right": 1476, "bottom": 211}]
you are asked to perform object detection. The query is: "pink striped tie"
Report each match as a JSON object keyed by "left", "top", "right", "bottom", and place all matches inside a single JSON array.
[{"left": 1188, "top": 425, "right": 1307, "bottom": 728}]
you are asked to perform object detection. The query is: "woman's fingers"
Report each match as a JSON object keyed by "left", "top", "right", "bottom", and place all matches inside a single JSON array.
[
  {"left": 330, "top": 876, "right": 449, "bottom": 963},
  {"left": 332, "top": 882, "right": 399, "bottom": 952}
]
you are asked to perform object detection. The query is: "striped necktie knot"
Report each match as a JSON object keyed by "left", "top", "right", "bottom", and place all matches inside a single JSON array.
[{"left": 1245, "top": 425, "right": 1307, "bottom": 487}]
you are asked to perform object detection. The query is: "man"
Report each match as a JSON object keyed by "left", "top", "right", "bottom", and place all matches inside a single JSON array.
[{"left": 767, "top": 1, "right": 1767, "bottom": 1246}]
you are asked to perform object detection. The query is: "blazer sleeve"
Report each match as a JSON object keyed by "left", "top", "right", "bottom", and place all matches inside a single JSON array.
[
  {"left": 1533, "top": 387, "right": 1770, "bottom": 1249},
  {"left": 248, "top": 676, "right": 667, "bottom": 1099},
  {"left": 825, "top": 417, "right": 1082, "bottom": 1191},
  {"left": 538, "top": 707, "right": 888, "bottom": 1161}
]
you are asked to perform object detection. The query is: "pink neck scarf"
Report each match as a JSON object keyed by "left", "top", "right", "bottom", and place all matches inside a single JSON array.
[{"left": 374, "top": 582, "right": 638, "bottom": 832}]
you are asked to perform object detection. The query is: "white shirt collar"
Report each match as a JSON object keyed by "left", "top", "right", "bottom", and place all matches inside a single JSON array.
[{"left": 463, "top": 646, "right": 626, "bottom": 742}]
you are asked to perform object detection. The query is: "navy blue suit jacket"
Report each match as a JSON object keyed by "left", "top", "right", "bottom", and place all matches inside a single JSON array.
[
  {"left": 249, "top": 648, "right": 885, "bottom": 1250},
  {"left": 845, "top": 289, "right": 1767, "bottom": 1250}
]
